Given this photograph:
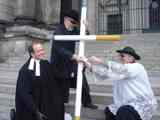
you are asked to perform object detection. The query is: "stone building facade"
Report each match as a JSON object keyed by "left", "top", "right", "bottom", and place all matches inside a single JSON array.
[
  {"left": 0, "top": 0, "right": 62, "bottom": 62},
  {"left": 88, "top": 0, "right": 160, "bottom": 34},
  {"left": 0, "top": 0, "right": 160, "bottom": 62}
]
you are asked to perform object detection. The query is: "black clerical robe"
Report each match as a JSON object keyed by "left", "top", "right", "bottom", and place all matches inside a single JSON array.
[{"left": 15, "top": 59, "right": 64, "bottom": 120}]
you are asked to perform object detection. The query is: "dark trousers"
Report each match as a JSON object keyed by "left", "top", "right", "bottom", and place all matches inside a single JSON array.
[
  {"left": 58, "top": 69, "right": 92, "bottom": 105},
  {"left": 105, "top": 105, "right": 142, "bottom": 120},
  {"left": 81, "top": 71, "right": 92, "bottom": 105}
]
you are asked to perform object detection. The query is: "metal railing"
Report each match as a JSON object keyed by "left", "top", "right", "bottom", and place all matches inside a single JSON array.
[{"left": 96, "top": 0, "right": 160, "bottom": 34}]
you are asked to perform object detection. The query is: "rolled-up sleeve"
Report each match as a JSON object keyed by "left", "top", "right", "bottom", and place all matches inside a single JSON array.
[{"left": 107, "top": 61, "right": 139, "bottom": 80}]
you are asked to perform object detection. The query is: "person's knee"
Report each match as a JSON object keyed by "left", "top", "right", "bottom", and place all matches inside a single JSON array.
[
  {"left": 116, "top": 105, "right": 142, "bottom": 120},
  {"left": 117, "top": 105, "right": 134, "bottom": 115}
]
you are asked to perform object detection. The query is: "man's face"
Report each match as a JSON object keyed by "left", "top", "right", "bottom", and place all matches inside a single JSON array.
[
  {"left": 118, "top": 53, "right": 135, "bottom": 63},
  {"left": 64, "top": 17, "right": 77, "bottom": 30},
  {"left": 32, "top": 43, "right": 45, "bottom": 60}
]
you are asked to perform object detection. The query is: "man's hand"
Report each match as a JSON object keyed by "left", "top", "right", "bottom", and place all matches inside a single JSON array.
[
  {"left": 88, "top": 56, "right": 103, "bottom": 64},
  {"left": 72, "top": 54, "right": 88, "bottom": 62},
  {"left": 71, "top": 54, "right": 80, "bottom": 62},
  {"left": 36, "top": 111, "right": 48, "bottom": 120}
]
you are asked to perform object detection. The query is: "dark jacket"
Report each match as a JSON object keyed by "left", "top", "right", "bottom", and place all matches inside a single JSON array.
[
  {"left": 50, "top": 24, "right": 92, "bottom": 104},
  {"left": 15, "top": 59, "right": 64, "bottom": 120},
  {"left": 50, "top": 24, "right": 79, "bottom": 79}
]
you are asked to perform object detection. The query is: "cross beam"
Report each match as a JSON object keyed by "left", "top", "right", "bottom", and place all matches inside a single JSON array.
[{"left": 54, "top": 35, "right": 121, "bottom": 41}]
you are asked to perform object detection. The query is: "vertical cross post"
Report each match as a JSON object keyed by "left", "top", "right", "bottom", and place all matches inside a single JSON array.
[{"left": 74, "top": 0, "right": 87, "bottom": 120}]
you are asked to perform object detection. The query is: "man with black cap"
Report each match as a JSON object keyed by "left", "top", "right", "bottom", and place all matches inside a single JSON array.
[
  {"left": 50, "top": 9, "right": 97, "bottom": 109},
  {"left": 81, "top": 46, "right": 157, "bottom": 120}
]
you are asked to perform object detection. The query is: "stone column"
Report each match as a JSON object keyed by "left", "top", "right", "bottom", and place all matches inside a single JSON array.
[
  {"left": 0, "top": 0, "right": 15, "bottom": 62},
  {"left": 0, "top": 24, "right": 6, "bottom": 62},
  {"left": 129, "top": 0, "right": 142, "bottom": 33},
  {"left": 122, "top": 2, "right": 129, "bottom": 34},
  {"left": 0, "top": 0, "right": 14, "bottom": 21},
  {"left": 88, "top": 0, "right": 96, "bottom": 34},
  {"left": 15, "top": 0, "right": 36, "bottom": 18},
  {"left": 141, "top": 0, "right": 150, "bottom": 29},
  {"left": 39, "top": 0, "right": 61, "bottom": 24}
]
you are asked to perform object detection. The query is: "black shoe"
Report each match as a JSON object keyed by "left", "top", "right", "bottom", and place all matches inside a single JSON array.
[{"left": 83, "top": 104, "right": 98, "bottom": 109}]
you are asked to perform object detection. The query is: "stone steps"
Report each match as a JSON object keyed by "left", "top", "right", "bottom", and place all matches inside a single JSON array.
[
  {"left": 0, "top": 64, "right": 23, "bottom": 71},
  {"left": 88, "top": 81, "right": 160, "bottom": 96},
  {"left": 0, "top": 69, "right": 159, "bottom": 84},
  {"left": 0, "top": 69, "right": 159, "bottom": 78},
  {"left": 69, "top": 91, "right": 160, "bottom": 108},
  {"left": 0, "top": 105, "right": 11, "bottom": 120},
  {"left": 0, "top": 77, "right": 16, "bottom": 85},
  {"left": 0, "top": 88, "right": 160, "bottom": 109},
  {"left": 0, "top": 84, "right": 16, "bottom": 95},
  {"left": 0, "top": 104, "right": 159, "bottom": 120},
  {"left": 0, "top": 78, "right": 160, "bottom": 96},
  {"left": 0, "top": 92, "right": 160, "bottom": 120},
  {"left": 0, "top": 93, "right": 14, "bottom": 107},
  {"left": 0, "top": 71, "right": 18, "bottom": 77},
  {"left": 0, "top": 68, "right": 159, "bottom": 120}
]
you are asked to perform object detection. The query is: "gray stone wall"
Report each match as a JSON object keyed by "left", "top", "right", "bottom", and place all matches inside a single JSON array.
[
  {"left": 38, "top": 0, "right": 60, "bottom": 24},
  {"left": 0, "top": 0, "right": 61, "bottom": 62},
  {"left": 88, "top": 0, "right": 150, "bottom": 34},
  {"left": 15, "top": 0, "right": 61, "bottom": 24},
  {"left": 15, "top": 0, "right": 36, "bottom": 18},
  {"left": 87, "top": 0, "right": 96, "bottom": 34},
  {"left": 0, "top": 37, "right": 32, "bottom": 62},
  {"left": 0, "top": 0, "right": 15, "bottom": 21}
]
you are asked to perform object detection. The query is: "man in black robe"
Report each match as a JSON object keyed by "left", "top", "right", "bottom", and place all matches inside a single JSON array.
[{"left": 15, "top": 41, "right": 64, "bottom": 120}]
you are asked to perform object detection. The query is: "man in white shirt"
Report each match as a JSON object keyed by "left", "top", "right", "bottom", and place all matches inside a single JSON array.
[{"left": 82, "top": 46, "right": 157, "bottom": 120}]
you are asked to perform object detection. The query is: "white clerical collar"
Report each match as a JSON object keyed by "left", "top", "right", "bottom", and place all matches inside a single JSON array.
[{"left": 28, "top": 58, "right": 40, "bottom": 76}]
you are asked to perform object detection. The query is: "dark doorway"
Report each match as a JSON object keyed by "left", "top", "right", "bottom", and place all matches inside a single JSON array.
[
  {"left": 60, "top": 0, "right": 72, "bottom": 23},
  {"left": 107, "top": 14, "right": 122, "bottom": 34}
]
